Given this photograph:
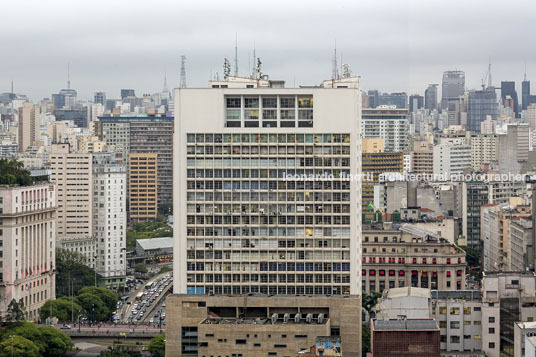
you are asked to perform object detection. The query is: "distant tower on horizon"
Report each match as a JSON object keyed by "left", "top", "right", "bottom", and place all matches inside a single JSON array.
[
  {"left": 180, "top": 55, "right": 187, "bottom": 89},
  {"left": 441, "top": 70, "right": 465, "bottom": 110},
  {"left": 522, "top": 64, "right": 531, "bottom": 111},
  {"left": 425, "top": 84, "right": 438, "bottom": 111}
]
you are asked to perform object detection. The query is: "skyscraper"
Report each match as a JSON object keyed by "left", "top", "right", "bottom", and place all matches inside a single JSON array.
[
  {"left": 409, "top": 94, "right": 424, "bottom": 113},
  {"left": 94, "top": 91, "right": 106, "bottom": 105},
  {"left": 368, "top": 89, "right": 380, "bottom": 108},
  {"left": 522, "top": 69, "right": 530, "bottom": 111},
  {"left": 120, "top": 89, "right": 135, "bottom": 100},
  {"left": 441, "top": 71, "right": 465, "bottom": 109},
  {"left": 167, "top": 76, "right": 362, "bottom": 356},
  {"left": 501, "top": 81, "right": 519, "bottom": 117},
  {"left": 380, "top": 92, "right": 408, "bottom": 109},
  {"left": 17, "top": 101, "right": 40, "bottom": 152},
  {"left": 425, "top": 84, "right": 438, "bottom": 111},
  {"left": 467, "top": 89, "right": 498, "bottom": 132}
]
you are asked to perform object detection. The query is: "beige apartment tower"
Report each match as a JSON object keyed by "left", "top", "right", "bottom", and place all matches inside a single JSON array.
[
  {"left": 18, "top": 102, "right": 41, "bottom": 152},
  {"left": 129, "top": 153, "right": 158, "bottom": 222}
]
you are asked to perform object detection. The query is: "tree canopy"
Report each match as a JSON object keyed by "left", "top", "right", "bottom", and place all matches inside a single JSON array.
[
  {"left": 0, "top": 335, "right": 39, "bottom": 357},
  {"left": 55, "top": 248, "right": 102, "bottom": 297},
  {"left": 147, "top": 333, "right": 165, "bottom": 357},
  {"left": 0, "top": 321, "right": 72, "bottom": 357},
  {"left": 0, "top": 159, "right": 34, "bottom": 186},
  {"left": 39, "top": 297, "right": 82, "bottom": 323}
]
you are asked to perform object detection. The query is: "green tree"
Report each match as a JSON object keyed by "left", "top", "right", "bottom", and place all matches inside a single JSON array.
[
  {"left": 134, "top": 263, "right": 148, "bottom": 274},
  {"left": 5, "top": 299, "right": 25, "bottom": 323},
  {"left": 39, "top": 297, "right": 82, "bottom": 323},
  {"left": 362, "top": 292, "right": 382, "bottom": 316},
  {"left": 362, "top": 325, "right": 371, "bottom": 356},
  {"left": 55, "top": 248, "right": 102, "bottom": 297},
  {"left": 0, "top": 321, "right": 72, "bottom": 357},
  {"left": 0, "top": 321, "right": 46, "bottom": 354},
  {"left": 99, "top": 344, "right": 142, "bottom": 357},
  {"left": 76, "top": 294, "right": 109, "bottom": 322},
  {"left": 147, "top": 333, "right": 165, "bottom": 357},
  {"left": 37, "top": 325, "right": 73, "bottom": 356},
  {"left": 0, "top": 335, "right": 39, "bottom": 357},
  {"left": 78, "top": 287, "right": 118, "bottom": 315},
  {"left": 0, "top": 159, "right": 36, "bottom": 186}
]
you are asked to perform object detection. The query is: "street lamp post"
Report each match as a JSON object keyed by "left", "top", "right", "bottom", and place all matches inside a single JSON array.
[{"left": 158, "top": 309, "right": 162, "bottom": 333}]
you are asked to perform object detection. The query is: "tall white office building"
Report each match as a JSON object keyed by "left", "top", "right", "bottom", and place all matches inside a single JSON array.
[
  {"left": 173, "top": 78, "right": 362, "bottom": 296},
  {"left": 93, "top": 153, "right": 127, "bottom": 289}
]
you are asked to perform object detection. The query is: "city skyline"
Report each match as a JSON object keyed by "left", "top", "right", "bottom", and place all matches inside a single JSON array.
[{"left": 2, "top": 0, "right": 535, "bottom": 100}]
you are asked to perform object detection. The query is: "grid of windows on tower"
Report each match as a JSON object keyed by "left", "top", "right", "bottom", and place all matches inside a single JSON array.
[
  {"left": 225, "top": 95, "right": 313, "bottom": 128},
  {"left": 185, "top": 133, "right": 353, "bottom": 296}
]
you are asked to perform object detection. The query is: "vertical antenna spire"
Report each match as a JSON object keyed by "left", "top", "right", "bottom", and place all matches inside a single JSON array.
[
  {"left": 487, "top": 57, "right": 492, "bottom": 89},
  {"left": 163, "top": 72, "right": 168, "bottom": 92},
  {"left": 67, "top": 62, "right": 71, "bottom": 89},
  {"left": 524, "top": 61, "right": 527, "bottom": 82},
  {"left": 11, "top": 80, "right": 13, "bottom": 94},
  {"left": 252, "top": 41, "right": 256, "bottom": 79},
  {"left": 180, "top": 55, "right": 187, "bottom": 88},
  {"left": 332, "top": 41, "right": 338, "bottom": 80},
  {"left": 234, "top": 34, "right": 239, "bottom": 77}
]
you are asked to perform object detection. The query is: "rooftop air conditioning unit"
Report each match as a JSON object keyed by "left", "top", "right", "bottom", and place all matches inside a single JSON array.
[
  {"left": 271, "top": 313, "right": 278, "bottom": 324},
  {"left": 306, "top": 313, "right": 313, "bottom": 324}
]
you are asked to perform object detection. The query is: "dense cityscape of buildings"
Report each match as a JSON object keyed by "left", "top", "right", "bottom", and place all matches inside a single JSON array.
[{"left": 2, "top": 63, "right": 536, "bottom": 356}]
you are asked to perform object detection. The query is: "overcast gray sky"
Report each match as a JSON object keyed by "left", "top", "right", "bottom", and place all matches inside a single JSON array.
[{"left": 1, "top": 0, "right": 534, "bottom": 100}]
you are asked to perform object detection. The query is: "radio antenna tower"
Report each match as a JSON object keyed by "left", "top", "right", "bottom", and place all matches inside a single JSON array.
[
  {"left": 180, "top": 55, "right": 187, "bottom": 88},
  {"left": 67, "top": 62, "right": 71, "bottom": 89},
  {"left": 234, "top": 34, "right": 239, "bottom": 77},
  {"left": 332, "top": 42, "right": 338, "bottom": 80}
]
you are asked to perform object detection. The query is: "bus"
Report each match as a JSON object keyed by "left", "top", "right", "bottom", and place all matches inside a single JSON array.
[{"left": 145, "top": 282, "right": 154, "bottom": 290}]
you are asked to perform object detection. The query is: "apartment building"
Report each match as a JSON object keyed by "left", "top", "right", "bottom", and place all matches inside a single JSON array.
[
  {"left": 362, "top": 150, "right": 404, "bottom": 219},
  {"left": 361, "top": 106, "right": 409, "bottom": 152},
  {"left": 430, "top": 290, "right": 484, "bottom": 353},
  {"left": 96, "top": 114, "right": 173, "bottom": 205},
  {"left": 128, "top": 153, "right": 158, "bottom": 222},
  {"left": 433, "top": 143, "right": 472, "bottom": 177},
  {"left": 470, "top": 133, "right": 498, "bottom": 171},
  {"left": 482, "top": 272, "right": 536, "bottom": 357},
  {"left": 411, "top": 140, "right": 434, "bottom": 175},
  {"left": 362, "top": 223, "right": 466, "bottom": 294},
  {"left": 168, "top": 76, "right": 362, "bottom": 356},
  {"left": 92, "top": 153, "right": 127, "bottom": 289},
  {"left": 49, "top": 143, "right": 94, "bottom": 244},
  {"left": 0, "top": 183, "right": 56, "bottom": 321},
  {"left": 482, "top": 203, "right": 531, "bottom": 271},
  {"left": 463, "top": 181, "right": 489, "bottom": 249},
  {"left": 18, "top": 102, "right": 40, "bottom": 152}
]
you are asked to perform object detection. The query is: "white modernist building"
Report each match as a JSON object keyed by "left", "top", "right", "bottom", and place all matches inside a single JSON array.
[
  {"left": 433, "top": 143, "right": 472, "bottom": 177},
  {"left": 173, "top": 77, "right": 362, "bottom": 297},
  {"left": 92, "top": 153, "right": 127, "bottom": 289}
]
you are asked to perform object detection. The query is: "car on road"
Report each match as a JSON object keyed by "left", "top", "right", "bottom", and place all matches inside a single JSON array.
[
  {"left": 149, "top": 318, "right": 154, "bottom": 323},
  {"left": 60, "top": 324, "right": 72, "bottom": 329}
]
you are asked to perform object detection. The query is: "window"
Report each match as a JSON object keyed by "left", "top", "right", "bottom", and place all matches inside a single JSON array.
[
  {"left": 464, "top": 307, "right": 471, "bottom": 315},
  {"left": 439, "top": 321, "right": 447, "bottom": 328},
  {"left": 450, "top": 307, "right": 460, "bottom": 315},
  {"left": 450, "top": 336, "right": 460, "bottom": 343},
  {"left": 489, "top": 317, "right": 495, "bottom": 323},
  {"left": 235, "top": 340, "right": 247, "bottom": 345},
  {"left": 450, "top": 321, "right": 460, "bottom": 329},
  {"left": 488, "top": 327, "right": 495, "bottom": 334},
  {"left": 489, "top": 342, "right": 495, "bottom": 349}
]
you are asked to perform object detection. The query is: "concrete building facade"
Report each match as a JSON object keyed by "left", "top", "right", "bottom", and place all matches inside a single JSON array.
[{"left": 0, "top": 183, "right": 56, "bottom": 321}]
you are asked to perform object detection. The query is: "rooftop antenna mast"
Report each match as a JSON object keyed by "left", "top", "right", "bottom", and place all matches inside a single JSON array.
[
  {"left": 332, "top": 41, "right": 338, "bottom": 80},
  {"left": 67, "top": 62, "right": 71, "bottom": 89},
  {"left": 252, "top": 41, "right": 256, "bottom": 79},
  {"left": 180, "top": 55, "right": 187, "bottom": 88},
  {"left": 11, "top": 80, "right": 13, "bottom": 94},
  {"left": 234, "top": 34, "right": 239, "bottom": 77},
  {"left": 524, "top": 61, "right": 527, "bottom": 82},
  {"left": 487, "top": 57, "right": 492, "bottom": 89}
]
